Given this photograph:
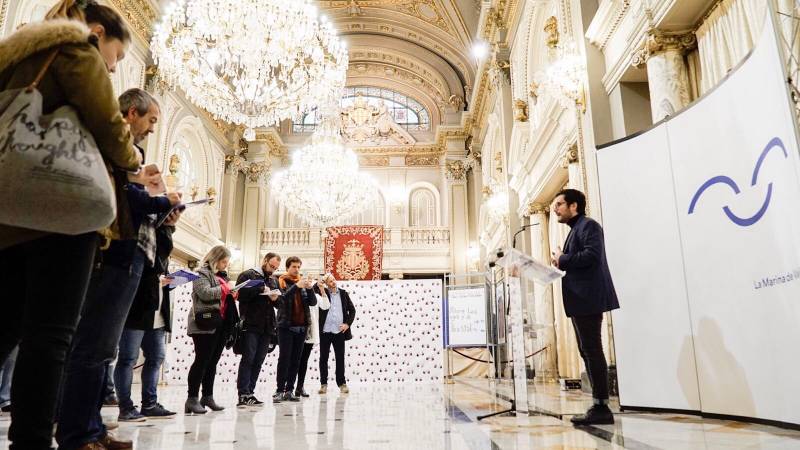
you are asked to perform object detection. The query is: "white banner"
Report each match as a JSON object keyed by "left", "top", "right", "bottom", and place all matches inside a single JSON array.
[{"left": 598, "top": 11, "right": 800, "bottom": 425}]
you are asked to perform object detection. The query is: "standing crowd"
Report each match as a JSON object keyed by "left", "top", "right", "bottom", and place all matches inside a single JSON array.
[{"left": 0, "top": 1, "right": 355, "bottom": 449}]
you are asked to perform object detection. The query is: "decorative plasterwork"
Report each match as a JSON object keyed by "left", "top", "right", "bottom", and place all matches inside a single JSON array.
[
  {"left": 0, "top": 0, "right": 9, "bottom": 31},
  {"left": 254, "top": 129, "right": 288, "bottom": 158},
  {"left": 348, "top": 63, "right": 445, "bottom": 118},
  {"left": 320, "top": 0, "right": 453, "bottom": 35},
  {"left": 513, "top": 99, "right": 528, "bottom": 122},
  {"left": 544, "top": 15, "right": 559, "bottom": 48},
  {"left": 586, "top": 0, "right": 631, "bottom": 50},
  {"left": 107, "top": 0, "right": 156, "bottom": 42},
  {"left": 341, "top": 95, "right": 416, "bottom": 145},
  {"left": 358, "top": 155, "right": 391, "bottom": 166},
  {"left": 560, "top": 144, "right": 579, "bottom": 168},
  {"left": 631, "top": 29, "right": 697, "bottom": 68},
  {"left": 445, "top": 159, "right": 467, "bottom": 181},
  {"left": 526, "top": 202, "right": 549, "bottom": 216},
  {"left": 405, "top": 155, "right": 440, "bottom": 166}
]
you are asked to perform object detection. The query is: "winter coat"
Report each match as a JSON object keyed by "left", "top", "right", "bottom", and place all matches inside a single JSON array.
[{"left": 0, "top": 19, "right": 139, "bottom": 249}]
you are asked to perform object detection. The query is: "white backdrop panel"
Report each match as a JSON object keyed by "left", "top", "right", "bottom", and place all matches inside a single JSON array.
[
  {"left": 597, "top": 125, "right": 701, "bottom": 412},
  {"left": 668, "top": 14, "right": 800, "bottom": 423},
  {"left": 165, "top": 279, "right": 443, "bottom": 390}
]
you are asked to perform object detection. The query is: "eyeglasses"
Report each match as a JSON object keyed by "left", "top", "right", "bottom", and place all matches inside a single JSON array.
[{"left": 552, "top": 200, "right": 566, "bottom": 209}]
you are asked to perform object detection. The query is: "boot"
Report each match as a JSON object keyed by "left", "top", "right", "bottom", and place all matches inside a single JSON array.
[
  {"left": 200, "top": 395, "right": 225, "bottom": 411},
  {"left": 184, "top": 397, "right": 207, "bottom": 415},
  {"left": 570, "top": 404, "right": 614, "bottom": 426}
]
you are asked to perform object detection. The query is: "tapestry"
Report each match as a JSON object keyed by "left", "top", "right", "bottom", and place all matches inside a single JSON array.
[{"left": 324, "top": 225, "right": 384, "bottom": 280}]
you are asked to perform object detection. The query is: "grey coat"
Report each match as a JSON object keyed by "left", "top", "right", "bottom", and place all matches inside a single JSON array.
[{"left": 187, "top": 267, "right": 223, "bottom": 336}]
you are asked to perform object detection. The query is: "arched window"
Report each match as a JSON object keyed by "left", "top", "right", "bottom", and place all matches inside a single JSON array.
[
  {"left": 293, "top": 86, "right": 430, "bottom": 133},
  {"left": 409, "top": 188, "right": 436, "bottom": 227}
]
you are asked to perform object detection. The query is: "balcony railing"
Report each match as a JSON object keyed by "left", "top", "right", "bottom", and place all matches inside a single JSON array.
[{"left": 261, "top": 226, "right": 451, "bottom": 250}]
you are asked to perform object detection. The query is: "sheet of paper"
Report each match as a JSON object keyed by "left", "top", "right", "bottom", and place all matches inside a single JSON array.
[
  {"left": 166, "top": 269, "right": 200, "bottom": 288},
  {"left": 233, "top": 279, "right": 265, "bottom": 291}
]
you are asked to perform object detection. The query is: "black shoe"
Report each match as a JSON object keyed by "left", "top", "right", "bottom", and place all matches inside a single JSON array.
[
  {"left": 237, "top": 395, "right": 257, "bottom": 408},
  {"left": 272, "top": 392, "right": 283, "bottom": 403},
  {"left": 282, "top": 391, "right": 300, "bottom": 402},
  {"left": 0, "top": 405, "right": 10, "bottom": 413},
  {"left": 103, "top": 394, "right": 119, "bottom": 407},
  {"left": 141, "top": 403, "right": 176, "bottom": 418},
  {"left": 250, "top": 395, "right": 264, "bottom": 405},
  {"left": 571, "top": 404, "right": 614, "bottom": 426},
  {"left": 294, "top": 389, "right": 309, "bottom": 398}
]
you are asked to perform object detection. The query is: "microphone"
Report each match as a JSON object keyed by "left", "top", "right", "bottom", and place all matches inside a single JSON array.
[{"left": 512, "top": 223, "right": 540, "bottom": 249}]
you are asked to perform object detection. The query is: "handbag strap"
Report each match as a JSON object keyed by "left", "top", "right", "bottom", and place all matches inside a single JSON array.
[{"left": 25, "top": 49, "right": 60, "bottom": 94}]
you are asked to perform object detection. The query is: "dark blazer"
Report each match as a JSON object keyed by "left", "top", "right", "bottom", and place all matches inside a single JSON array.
[
  {"left": 275, "top": 278, "right": 317, "bottom": 328},
  {"left": 236, "top": 269, "right": 279, "bottom": 335},
  {"left": 317, "top": 287, "right": 356, "bottom": 341},
  {"left": 557, "top": 214, "right": 620, "bottom": 317}
]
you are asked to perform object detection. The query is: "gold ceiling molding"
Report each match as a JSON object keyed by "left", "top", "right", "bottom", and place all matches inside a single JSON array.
[
  {"left": 355, "top": 144, "right": 442, "bottom": 156},
  {"left": 349, "top": 48, "right": 450, "bottom": 94},
  {"left": 348, "top": 63, "right": 446, "bottom": 113},
  {"left": 107, "top": 0, "right": 156, "bottom": 42},
  {"left": 320, "top": 0, "right": 453, "bottom": 37},
  {"left": 254, "top": 129, "right": 289, "bottom": 158}
]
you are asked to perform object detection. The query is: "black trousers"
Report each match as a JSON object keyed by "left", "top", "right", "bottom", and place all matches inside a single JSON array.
[
  {"left": 0, "top": 233, "right": 97, "bottom": 450},
  {"left": 319, "top": 332, "right": 347, "bottom": 387},
  {"left": 187, "top": 329, "right": 225, "bottom": 398},
  {"left": 236, "top": 331, "right": 270, "bottom": 396},
  {"left": 571, "top": 314, "right": 609, "bottom": 400},
  {"left": 295, "top": 342, "right": 314, "bottom": 391},
  {"left": 275, "top": 327, "right": 305, "bottom": 393}
]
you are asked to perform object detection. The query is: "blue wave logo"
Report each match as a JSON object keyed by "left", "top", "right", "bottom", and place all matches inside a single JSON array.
[{"left": 688, "top": 137, "right": 788, "bottom": 227}]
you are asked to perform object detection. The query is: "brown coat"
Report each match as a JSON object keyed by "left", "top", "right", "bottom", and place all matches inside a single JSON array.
[{"left": 0, "top": 19, "right": 140, "bottom": 249}]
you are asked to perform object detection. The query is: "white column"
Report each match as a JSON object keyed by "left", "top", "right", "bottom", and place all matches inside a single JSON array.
[
  {"left": 445, "top": 159, "right": 469, "bottom": 275},
  {"left": 633, "top": 30, "right": 697, "bottom": 122},
  {"left": 528, "top": 204, "right": 557, "bottom": 381}
]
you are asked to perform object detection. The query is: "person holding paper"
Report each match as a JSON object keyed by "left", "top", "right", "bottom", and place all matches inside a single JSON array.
[
  {"left": 57, "top": 88, "right": 181, "bottom": 449},
  {"left": 235, "top": 252, "right": 282, "bottom": 407},
  {"left": 274, "top": 257, "right": 317, "bottom": 402},
  {"left": 114, "top": 218, "right": 180, "bottom": 421},
  {"left": 550, "top": 189, "right": 620, "bottom": 426},
  {"left": 185, "top": 245, "right": 238, "bottom": 414}
]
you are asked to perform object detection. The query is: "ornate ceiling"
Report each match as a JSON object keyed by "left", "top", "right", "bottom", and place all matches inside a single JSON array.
[{"left": 321, "top": 0, "right": 482, "bottom": 122}]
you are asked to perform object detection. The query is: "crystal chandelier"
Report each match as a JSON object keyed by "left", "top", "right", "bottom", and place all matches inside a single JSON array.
[
  {"left": 271, "top": 116, "right": 376, "bottom": 226},
  {"left": 151, "top": 0, "right": 349, "bottom": 135}
]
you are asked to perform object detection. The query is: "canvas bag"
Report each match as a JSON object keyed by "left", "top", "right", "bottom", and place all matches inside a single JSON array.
[{"left": 0, "top": 49, "right": 115, "bottom": 235}]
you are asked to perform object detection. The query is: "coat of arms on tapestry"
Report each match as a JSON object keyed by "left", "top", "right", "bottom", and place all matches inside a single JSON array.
[{"left": 324, "top": 225, "right": 384, "bottom": 280}]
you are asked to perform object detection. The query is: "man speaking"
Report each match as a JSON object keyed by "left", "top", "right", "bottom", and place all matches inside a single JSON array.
[{"left": 551, "top": 189, "right": 619, "bottom": 425}]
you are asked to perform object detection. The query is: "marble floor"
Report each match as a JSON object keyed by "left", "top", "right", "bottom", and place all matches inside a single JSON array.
[{"left": 1, "top": 379, "right": 799, "bottom": 449}]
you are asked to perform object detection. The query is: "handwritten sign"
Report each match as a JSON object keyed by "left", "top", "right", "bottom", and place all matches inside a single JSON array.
[{"left": 445, "top": 287, "right": 487, "bottom": 347}]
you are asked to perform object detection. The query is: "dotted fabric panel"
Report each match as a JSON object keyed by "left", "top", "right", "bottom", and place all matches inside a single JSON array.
[{"left": 164, "top": 279, "right": 444, "bottom": 387}]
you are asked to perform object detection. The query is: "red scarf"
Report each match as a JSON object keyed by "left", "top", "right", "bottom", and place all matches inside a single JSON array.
[
  {"left": 216, "top": 275, "right": 231, "bottom": 317},
  {"left": 279, "top": 273, "right": 305, "bottom": 326}
]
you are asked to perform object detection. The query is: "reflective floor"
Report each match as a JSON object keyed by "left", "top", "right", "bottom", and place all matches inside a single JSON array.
[{"left": 1, "top": 379, "right": 799, "bottom": 449}]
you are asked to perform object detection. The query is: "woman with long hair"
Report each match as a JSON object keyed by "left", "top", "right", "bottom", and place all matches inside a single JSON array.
[
  {"left": 0, "top": 0, "right": 140, "bottom": 448},
  {"left": 185, "top": 245, "right": 238, "bottom": 414}
]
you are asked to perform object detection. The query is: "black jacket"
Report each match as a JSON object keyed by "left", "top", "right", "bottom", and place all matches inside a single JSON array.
[
  {"left": 276, "top": 278, "right": 317, "bottom": 329},
  {"left": 125, "top": 225, "right": 175, "bottom": 331},
  {"left": 557, "top": 214, "right": 620, "bottom": 317},
  {"left": 236, "top": 269, "right": 279, "bottom": 335},
  {"left": 317, "top": 287, "right": 356, "bottom": 341}
]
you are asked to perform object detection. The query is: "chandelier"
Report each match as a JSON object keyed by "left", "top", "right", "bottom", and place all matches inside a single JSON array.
[
  {"left": 151, "top": 0, "right": 349, "bottom": 135},
  {"left": 271, "top": 117, "right": 377, "bottom": 226}
]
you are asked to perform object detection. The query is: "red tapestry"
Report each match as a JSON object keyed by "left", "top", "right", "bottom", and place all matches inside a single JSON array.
[{"left": 324, "top": 226, "right": 384, "bottom": 281}]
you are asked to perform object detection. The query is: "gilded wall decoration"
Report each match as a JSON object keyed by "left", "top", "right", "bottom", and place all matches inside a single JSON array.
[
  {"left": 341, "top": 95, "right": 416, "bottom": 145},
  {"left": 513, "top": 99, "right": 529, "bottom": 122},
  {"left": 359, "top": 155, "right": 391, "bottom": 166},
  {"left": 320, "top": 0, "right": 453, "bottom": 35},
  {"left": 445, "top": 159, "right": 467, "bottom": 181},
  {"left": 107, "top": 0, "right": 156, "bottom": 42},
  {"left": 405, "top": 155, "right": 440, "bottom": 166},
  {"left": 544, "top": 15, "right": 559, "bottom": 48}
]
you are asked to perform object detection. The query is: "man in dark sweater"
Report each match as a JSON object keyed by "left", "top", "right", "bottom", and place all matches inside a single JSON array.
[
  {"left": 274, "top": 256, "right": 316, "bottom": 402},
  {"left": 235, "top": 252, "right": 281, "bottom": 407}
]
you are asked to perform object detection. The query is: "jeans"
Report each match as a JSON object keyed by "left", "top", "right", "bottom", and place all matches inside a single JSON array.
[
  {"left": 319, "top": 332, "right": 347, "bottom": 386},
  {"left": 275, "top": 327, "right": 306, "bottom": 393},
  {"left": 103, "top": 361, "right": 116, "bottom": 398},
  {"left": 236, "top": 331, "right": 270, "bottom": 396},
  {"left": 187, "top": 329, "right": 225, "bottom": 398},
  {"left": 114, "top": 328, "right": 166, "bottom": 410},
  {"left": 572, "top": 314, "right": 610, "bottom": 400},
  {"left": 0, "top": 346, "right": 18, "bottom": 407},
  {"left": 0, "top": 232, "right": 97, "bottom": 450},
  {"left": 56, "top": 250, "right": 145, "bottom": 450},
  {"left": 296, "top": 342, "right": 314, "bottom": 391}
]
